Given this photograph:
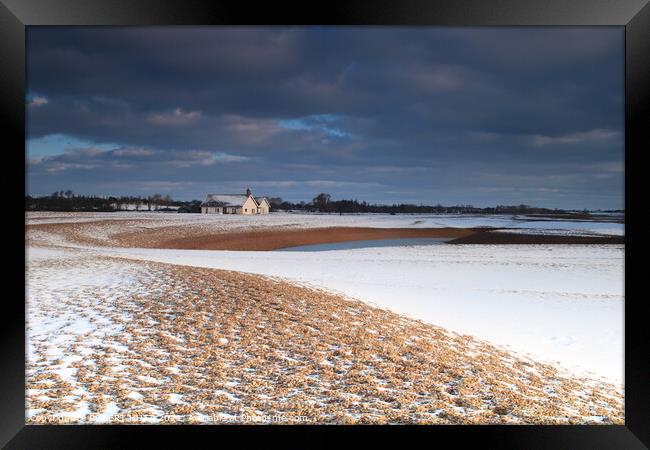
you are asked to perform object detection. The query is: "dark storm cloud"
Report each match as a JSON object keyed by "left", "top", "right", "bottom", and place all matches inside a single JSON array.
[{"left": 26, "top": 27, "right": 623, "bottom": 209}]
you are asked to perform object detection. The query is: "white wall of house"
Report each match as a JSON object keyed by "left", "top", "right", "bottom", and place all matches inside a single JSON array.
[
  {"left": 201, "top": 206, "right": 223, "bottom": 214},
  {"left": 257, "top": 199, "right": 270, "bottom": 214},
  {"left": 241, "top": 196, "right": 258, "bottom": 215}
]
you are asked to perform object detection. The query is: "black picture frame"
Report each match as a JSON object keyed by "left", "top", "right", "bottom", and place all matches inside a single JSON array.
[{"left": 3, "top": 0, "right": 648, "bottom": 447}]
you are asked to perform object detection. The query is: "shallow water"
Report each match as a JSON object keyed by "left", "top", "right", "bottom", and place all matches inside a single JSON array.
[{"left": 280, "top": 237, "right": 451, "bottom": 252}]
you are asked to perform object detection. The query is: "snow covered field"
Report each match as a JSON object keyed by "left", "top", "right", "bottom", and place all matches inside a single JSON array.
[
  {"left": 26, "top": 249, "right": 159, "bottom": 422},
  {"left": 107, "top": 243, "right": 624, "bottom": 384},
  {"left": 25, "top": 211, "right": 625, "bottom": 424},
  {"left": 27, "top": 211, "right": 625, "bottom": 384},
  {"left": 27, "top": 245, "right": 624, "bottom": 424},
  {"left": 26, "top": 211, "right": 625, "bottom": 236}
]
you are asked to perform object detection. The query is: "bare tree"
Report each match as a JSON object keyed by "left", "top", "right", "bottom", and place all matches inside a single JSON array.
[
  {"left": 313, "top": 193, "right": 331, "bottom": 211},
  {"left": 149, "top": 193, "right": 162, "bottom": 211}
]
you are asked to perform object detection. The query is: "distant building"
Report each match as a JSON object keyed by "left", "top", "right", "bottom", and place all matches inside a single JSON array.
[
  {"left": 255, "top": 197, "right": 271, "bottom": 214},
  {"left": 201, "top": 188, "right": 270, "bottom": 214}
]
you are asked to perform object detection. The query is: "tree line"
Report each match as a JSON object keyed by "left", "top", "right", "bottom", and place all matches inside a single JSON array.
[
  {"left": 26, "top": 191, "right": 620, "bottom": 216},
  {"left": 268, "top": 193, "right": 592, "bottom": 215},
  {"left": 25, "top": 192, "right": 201, "bottom": 212}
]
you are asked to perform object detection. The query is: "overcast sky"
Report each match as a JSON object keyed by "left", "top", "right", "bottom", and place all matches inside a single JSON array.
[{"left": 26, "top": 27, "right": 624, "bottom": 209}]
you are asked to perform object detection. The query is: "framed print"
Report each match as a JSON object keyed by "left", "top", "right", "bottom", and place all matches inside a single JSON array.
[{"left": 2, "top": 0, "right": 648, "bottom": 447}]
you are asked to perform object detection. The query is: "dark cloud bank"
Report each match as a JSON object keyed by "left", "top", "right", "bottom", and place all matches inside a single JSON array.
[{"left": 26, "top": 27, "right": 624, "bottom": 209}]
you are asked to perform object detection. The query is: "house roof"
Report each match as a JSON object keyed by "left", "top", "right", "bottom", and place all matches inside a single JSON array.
[
  {"left": 202, "top": 194, "right": 252, "bottom": 207},
  {"left": 255, "top": 197, "right": 269, "bottom": 205}
]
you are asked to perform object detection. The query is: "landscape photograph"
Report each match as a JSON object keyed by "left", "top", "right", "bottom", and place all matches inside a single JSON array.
[{"left": 25, "top": 26, "right": 624, "bottom": 425}]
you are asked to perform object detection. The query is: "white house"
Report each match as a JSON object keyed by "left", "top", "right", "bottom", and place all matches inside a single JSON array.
[
  {"left": 255, "top": 197, "right": 271, "bottom": 214},
  {"left": 201, "top": 188, "right": 270, "bottom": 214}
]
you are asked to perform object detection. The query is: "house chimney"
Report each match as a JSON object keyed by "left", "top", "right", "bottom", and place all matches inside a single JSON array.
[{"left": 246, "top": 187, "right": 252, "bottom": 197}]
